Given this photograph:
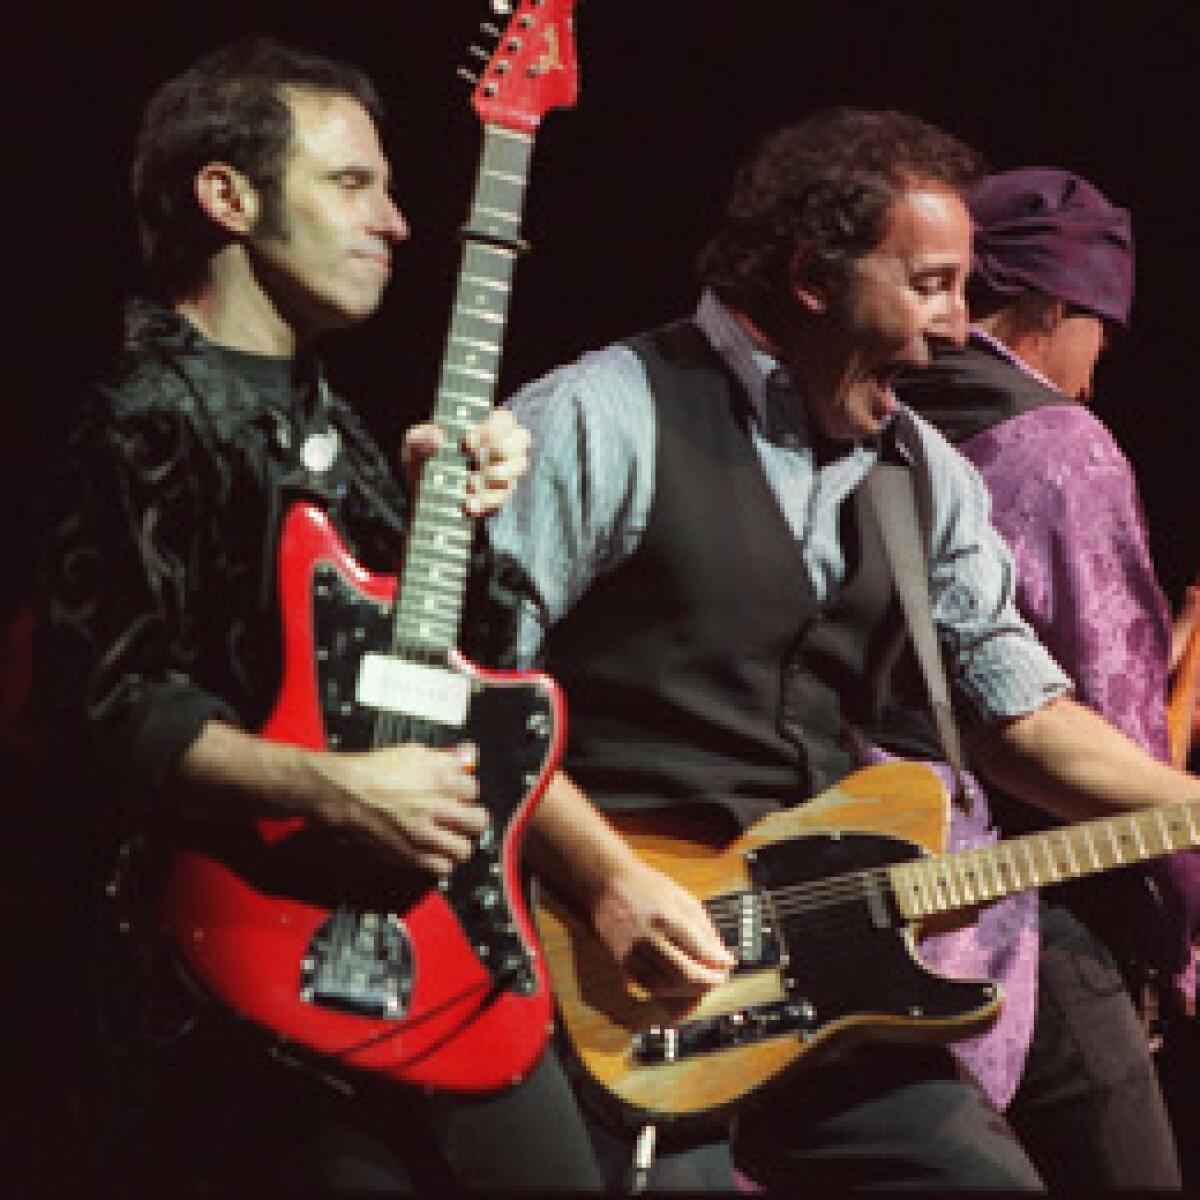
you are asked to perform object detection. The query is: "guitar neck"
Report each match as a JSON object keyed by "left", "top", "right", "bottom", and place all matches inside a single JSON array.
[
  {"left": 892, "top": 799, "right": 1200, "bottom": 921},
  {"left": 392, "top": 126, "right": 535, "bottom": 658}
]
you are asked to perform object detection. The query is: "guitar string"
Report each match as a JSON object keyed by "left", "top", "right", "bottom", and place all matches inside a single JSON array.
[
  {"left": 361, "top": 172, "right": 505, "bottom": 759},
  {"left": 700, "top": 869, "right": 1012, "bottom": 934},
  {"left": 701, "top": 899, "right": 912, "bottom": 950},
  {"left": 707, "top": 832, "right": 1171, "bottom": 920},
  {"left": 699, "top": 863, "right": 944, "bottom": 923},
  {"left": 697, "top": 815, "right": 1184, "bottom": 927},
  {"left": 703, "top": 860, "right": 1033, "bottom": 924}
]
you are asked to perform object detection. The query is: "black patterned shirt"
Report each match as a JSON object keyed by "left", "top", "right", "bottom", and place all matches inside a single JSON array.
[{"left": 33, "top": 301, "right": 414, "bottom": 821}]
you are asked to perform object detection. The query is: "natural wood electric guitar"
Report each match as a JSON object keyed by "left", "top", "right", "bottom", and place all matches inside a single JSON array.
[
  {"left": 157, "top": 0, "right": 579, "bottom": 1094},
  {"left": 537, "top": 760, "right": 1200, "bottom": 1129}
]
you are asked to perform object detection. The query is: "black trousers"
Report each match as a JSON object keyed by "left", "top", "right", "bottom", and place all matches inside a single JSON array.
[
  {"left": 658, "top": 903, "right": 1179, "bottom": 1191},
  {"left": 1005, "top": 902, "right": 1181, "bottom": 1190},
  {"left": 88, "top": 1029, "right": 603, "bottom": 1193}
]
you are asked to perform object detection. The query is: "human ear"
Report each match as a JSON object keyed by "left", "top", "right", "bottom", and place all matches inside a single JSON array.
[
  {"left": 788, "top": 243, "right": 831, "bottom": 316},
  {"left": 1041, "top": 298, "right": 1068, "bottom": 333},
  {"left": 1017, "top": 292, "right": 1062, "bottom": 336},
  {"left": 194, "top": 163, "right": 260, "bottom": 235}
]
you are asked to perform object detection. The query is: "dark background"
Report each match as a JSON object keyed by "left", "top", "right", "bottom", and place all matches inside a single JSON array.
[
  {"left": 7, "top": 0, "right": 1200, "bottom": 1184},
  {"left": 10, "top": 0, "right": 1200, "bottom": 600}
]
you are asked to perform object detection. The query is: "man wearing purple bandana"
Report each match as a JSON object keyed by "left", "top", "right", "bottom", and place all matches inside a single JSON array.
[{"left": 898, "top": 166, "right": 1190, "bottom": 1188}]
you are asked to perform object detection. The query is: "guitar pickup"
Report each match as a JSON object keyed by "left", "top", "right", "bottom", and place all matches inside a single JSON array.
[
  {"left": 732, "top": 889, "right": 781, "bottom": 970},
  {"left": 631, "top": 998, "right": 818, "bottom": 1066},
  {"left": 356, "top": 654, "right": 471, "bottom": 727}
]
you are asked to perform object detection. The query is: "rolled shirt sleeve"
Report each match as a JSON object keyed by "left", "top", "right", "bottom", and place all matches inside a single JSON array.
[{"left": 896, "top": 406, "right": 1073, "bottom": 721}]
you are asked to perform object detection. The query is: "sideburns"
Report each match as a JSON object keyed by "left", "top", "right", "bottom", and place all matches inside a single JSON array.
[{"left": 253, "top": 184, "right": 291, "bottom": 243}]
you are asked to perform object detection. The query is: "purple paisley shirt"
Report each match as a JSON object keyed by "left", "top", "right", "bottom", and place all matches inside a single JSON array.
[
  {"left": 864, "top": 746, "right": 1040, "bottom": 1110},
  {"left": 953, "top": 332, "right": 1199, "bottom": 999},
  {"left": 962, "top": 340, "right": 1172, "bottom": 755}
]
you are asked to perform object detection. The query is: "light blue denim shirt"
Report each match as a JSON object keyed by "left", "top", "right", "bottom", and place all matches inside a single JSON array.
[{"left": 487, "top": 291, "right": 1070, "bottom": 722}]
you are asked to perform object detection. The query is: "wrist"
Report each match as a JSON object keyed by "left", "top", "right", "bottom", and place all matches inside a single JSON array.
[{"left": 299, "top": 747, "right": 357, "bottom": 829}]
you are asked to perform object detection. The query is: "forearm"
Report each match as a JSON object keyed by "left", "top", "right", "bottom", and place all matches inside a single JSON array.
[
  {"left": 174, "top": 719, "right": 335, "bottom": 825},
  {"left": 174, "top": 720, "right": 488, "bottom": 876},
  {"left": 525, "top": 769, "right": 644, "bottom": 909},
  {"left": 525, "top": 769, "right": 735, "bottom": 991},
  {"left": 968, "top": 695, "right": 1200, "bottom": 823}
]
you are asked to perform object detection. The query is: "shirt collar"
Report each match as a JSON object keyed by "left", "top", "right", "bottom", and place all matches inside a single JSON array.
[
  {"left": 969, "top": 325, "right": 1062, "bottom": 395},
  {"left": 693, "top": 290, "right": 789, "bottom": 428}
]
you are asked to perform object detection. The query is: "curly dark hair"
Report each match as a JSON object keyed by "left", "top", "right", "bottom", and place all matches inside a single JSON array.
[
  {"left": 697, "top": 107, "right": 986, "bottom": 339},
  {"left": 132, "top": 36, "right": 383, "bottom": 299}
]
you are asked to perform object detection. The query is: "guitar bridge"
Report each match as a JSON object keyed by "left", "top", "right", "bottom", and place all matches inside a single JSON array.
[
  {"left": 299, "top": 907, "right": 414, "bottom": 1020},
  {"left": 631, "top": 997, "right": 818, "bottom": 1066}
]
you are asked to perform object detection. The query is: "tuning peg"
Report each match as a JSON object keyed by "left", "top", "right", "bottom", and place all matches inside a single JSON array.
[
  {"left": 490, "top": 0, "right": 512, "bottom": 14},
  {"left": 457, "top": 67, "right": 479, "bottom": 86},
  {"left": 480, "top": 22, "right": 501, "bottom": 38},
  {"left": 468, "top": 44, "right": 492, "bottom": 61}
]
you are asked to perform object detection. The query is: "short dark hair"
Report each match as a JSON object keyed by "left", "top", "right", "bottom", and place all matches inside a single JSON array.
[
  {"left": 697, "top": 107, "right": 985, "bottom": 337},
  {"left": 132, "top": 36, "right": 383, "bottom": 298}
]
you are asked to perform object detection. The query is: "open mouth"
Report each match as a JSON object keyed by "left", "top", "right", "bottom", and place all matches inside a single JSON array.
[{"left": 858, "top": 361, "right": 912, "bottom": 426}]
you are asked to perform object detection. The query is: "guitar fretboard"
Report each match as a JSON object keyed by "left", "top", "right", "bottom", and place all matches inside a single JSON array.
[
  {"left": 392, "top": 126, "right": 535, "bottom": 661},
  {"left": 892, "top": 800, "right": 1200, "bottom": 920}
]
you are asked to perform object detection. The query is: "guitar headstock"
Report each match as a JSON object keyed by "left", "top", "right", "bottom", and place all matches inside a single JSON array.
[{"left": 463, "top": 0, "right": 579, "bottom": 134}]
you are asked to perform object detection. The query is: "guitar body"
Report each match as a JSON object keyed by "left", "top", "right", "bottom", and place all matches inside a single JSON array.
[
  {"left": 159, "top": 503, "right": 562, "bottom": 1092},
  {"left": 537, "top": 762, "right": 1000, "bottom": 1128}
]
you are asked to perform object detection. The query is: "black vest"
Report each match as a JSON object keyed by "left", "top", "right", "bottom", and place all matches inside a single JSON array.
[
  {"left": 895, "top": 338, "right": 1068, "bottom": 445},
  {"left": 543, "top": 321, "right": 913, "bottom": 829}
]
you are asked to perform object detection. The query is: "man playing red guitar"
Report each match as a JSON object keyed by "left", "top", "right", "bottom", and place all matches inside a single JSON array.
[{"left": 34, "top": 36, "right": 601, "bottom": 1193}]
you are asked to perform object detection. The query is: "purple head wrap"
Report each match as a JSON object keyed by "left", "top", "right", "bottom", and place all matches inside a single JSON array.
[{"left": 969, "top": 167, "right": 1135, "bottom": 328}]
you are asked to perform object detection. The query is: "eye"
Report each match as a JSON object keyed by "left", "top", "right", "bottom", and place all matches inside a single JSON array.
[
  {"left": 912, "top": 271, "right": 950, "bottom": 297},
  {"left": 330, "top": 168, "right": 372, "bottom": 190}
]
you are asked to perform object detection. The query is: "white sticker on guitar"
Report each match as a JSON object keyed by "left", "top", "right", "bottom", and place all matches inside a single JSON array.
[{"left": 355, "top": 654, "right": 471, "bottom": 727}]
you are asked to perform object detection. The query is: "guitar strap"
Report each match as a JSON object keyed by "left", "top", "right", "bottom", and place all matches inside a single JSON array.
[{"left": 862, "top": 460, "right": 969, "bottom": 807}]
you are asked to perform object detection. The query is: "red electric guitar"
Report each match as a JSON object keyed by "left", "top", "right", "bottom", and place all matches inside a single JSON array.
[{"left": 158, "top": 1, "right": 579, "bottom": 1094}]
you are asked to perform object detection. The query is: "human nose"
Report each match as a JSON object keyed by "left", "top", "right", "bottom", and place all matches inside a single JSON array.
[
  {"left": 371, "top": 191, "right": 410, "bottom": 244},
  {"left": 929, "top": 286, "right": 968, "bottom": 347}
]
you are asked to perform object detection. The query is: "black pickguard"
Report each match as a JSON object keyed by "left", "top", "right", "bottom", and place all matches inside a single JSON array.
[
  {"left": 313, "top": 562, "right": 554, "bottom": 995},
  {"left": 748, "top": 831, "right": 997, "bottom": 1031}
]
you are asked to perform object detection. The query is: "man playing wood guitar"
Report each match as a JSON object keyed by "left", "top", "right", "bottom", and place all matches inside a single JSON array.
[
  {"left": 493, "top": 108, "right": 1195, "bottom": 1188},
  {"left": 34, "top": 34, "right": 602, "bottom": 1193}
]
